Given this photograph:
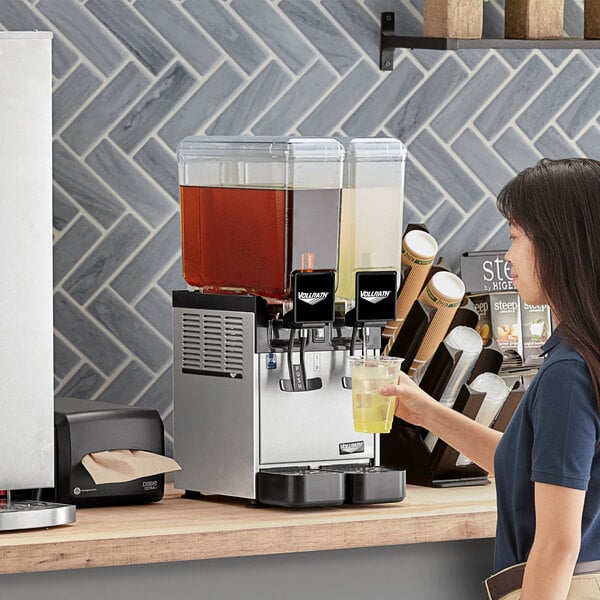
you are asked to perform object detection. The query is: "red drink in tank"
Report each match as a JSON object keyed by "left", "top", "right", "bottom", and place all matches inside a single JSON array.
[
  {"left": 180, "top": 185, "right": 341, "bottom": 299},
  {"left": 180, "top": 185, "right": 288, "bottom": 298}
]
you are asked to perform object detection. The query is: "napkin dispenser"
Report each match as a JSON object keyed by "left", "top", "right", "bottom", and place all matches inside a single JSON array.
[{"left": 53, "top": 397, "right": 166, "bottom": 507}]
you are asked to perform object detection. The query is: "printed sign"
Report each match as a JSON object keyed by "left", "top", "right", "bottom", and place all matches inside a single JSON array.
[{"left": 460, "top": 251, "right": 514, "bottom": 295}]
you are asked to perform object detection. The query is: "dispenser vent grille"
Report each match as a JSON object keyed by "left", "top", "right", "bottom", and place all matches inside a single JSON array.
[{"left": 181, "top": 312, "right": 244, "bottom": 378}]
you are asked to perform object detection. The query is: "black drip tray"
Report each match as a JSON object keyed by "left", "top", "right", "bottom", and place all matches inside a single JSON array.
[
  {"left": 257, "top": 468, "right": 344, "bottom": 508},
  {"left": 322, "top": 465, "right": 406, "bottom": 505},
  {"left": 256, "top": 465, "right": 406, "bottom": 507}
]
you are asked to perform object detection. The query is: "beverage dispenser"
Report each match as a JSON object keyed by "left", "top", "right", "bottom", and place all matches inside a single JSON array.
[{"left": 173, "top": 136, "right": 405, "bottom": 507}]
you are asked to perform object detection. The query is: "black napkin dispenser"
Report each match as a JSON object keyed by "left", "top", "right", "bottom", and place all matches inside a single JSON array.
[{"left": 52, "top": 397, "right": 165, "bottom": 507}]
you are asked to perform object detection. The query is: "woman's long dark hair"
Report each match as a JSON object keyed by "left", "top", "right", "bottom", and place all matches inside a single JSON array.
[{"left": 497, "top": 158, "right": 600, "bottom": 411}]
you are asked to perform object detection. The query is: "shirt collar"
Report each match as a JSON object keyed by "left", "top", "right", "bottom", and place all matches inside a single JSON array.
[{"left": 540, "top": 326, "right": 562, "bottom": 356}]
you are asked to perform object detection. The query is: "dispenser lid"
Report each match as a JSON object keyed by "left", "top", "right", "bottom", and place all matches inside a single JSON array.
[
  {"left": 177, "top": 136, "right": 344, "bottom": 188},
  {"left": 340, "top": 137, "right": 406, "bottom": 188},
  {"left": 177, "top": 136, "right": 344, "bottom": 163},
  {"left": 342, "top": 137, "right": 407, "bottom": 162}
]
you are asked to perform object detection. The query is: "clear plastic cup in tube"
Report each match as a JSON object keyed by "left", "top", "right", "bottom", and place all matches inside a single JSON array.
[
  {"left": 439, "top": 326, "right": 483, "bottom": 408},
  {"left": 455, "top": 372, "right": 511, "bottom": 466},
  {"left": 423, "top": 325, "right": 483, "bottom": 452},
  {"left": 469, "top": 372, "right": 511, "bottom": 427},
  {"left": 349, "top": 356, "right": 403, "bottom": 434}
]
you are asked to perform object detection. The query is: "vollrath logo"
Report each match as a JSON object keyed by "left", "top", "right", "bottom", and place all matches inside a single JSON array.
[
  {"left": 298, "top": 291, "right": 329, "bottom": 305},
  {"left": 339, "top": 441, "right": 365, "bottom": 455},
  {"left": 360, "top": 290, "right": 392, "bottom": 304}
]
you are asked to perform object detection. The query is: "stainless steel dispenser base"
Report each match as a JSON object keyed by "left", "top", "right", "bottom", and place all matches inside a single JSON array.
[{"left": 0, "top": 501, "right": 75, "bottom": 532}]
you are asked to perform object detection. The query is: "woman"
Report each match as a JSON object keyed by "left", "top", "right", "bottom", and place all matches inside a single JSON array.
[{"left": 380, "top": 158, "right": 600, "bottom": 599}]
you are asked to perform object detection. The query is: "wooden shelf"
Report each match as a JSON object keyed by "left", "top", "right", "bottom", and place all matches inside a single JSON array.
[{"left": 380, "top": 12, "right": 600, "bottom": 70}]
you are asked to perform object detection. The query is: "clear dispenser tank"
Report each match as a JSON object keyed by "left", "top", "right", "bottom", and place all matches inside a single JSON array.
[
  {"left": 336, "top": 138, "right": 406, "bottom": 301},
  {"left": 177, "top": 136, "right": 344, "bottom": 300}
]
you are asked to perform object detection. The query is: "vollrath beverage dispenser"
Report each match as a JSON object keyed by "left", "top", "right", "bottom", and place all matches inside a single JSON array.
[{"left": 173, "top": 136, "right": 406, "bottom": 507}]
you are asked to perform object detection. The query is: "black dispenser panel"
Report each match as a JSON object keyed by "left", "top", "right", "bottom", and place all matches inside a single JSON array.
[
  {"left": 288, "top": 271, "right": 336, "bottom": 327},
  {"left": 354, "top": 270, "right": 398, "bottom": 324}
]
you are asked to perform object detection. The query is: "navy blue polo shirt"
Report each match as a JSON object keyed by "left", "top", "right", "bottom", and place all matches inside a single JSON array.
[{"left": 493, "top": 328, "right": 600, "bottom": 572}]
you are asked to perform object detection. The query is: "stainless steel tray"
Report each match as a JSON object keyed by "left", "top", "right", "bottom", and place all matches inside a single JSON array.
[{"left": 0, "top": 500, "right": 75, "bottom": 532}]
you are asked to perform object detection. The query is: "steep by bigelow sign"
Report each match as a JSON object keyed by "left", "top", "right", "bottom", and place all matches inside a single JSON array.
[{"left": 460, "top": 251, "right": 514, "bottom": 295}]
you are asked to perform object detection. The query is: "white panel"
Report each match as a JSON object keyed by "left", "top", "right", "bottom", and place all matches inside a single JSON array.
[{"left": 0, "top": 32, "right": 54, "bottom": 489}]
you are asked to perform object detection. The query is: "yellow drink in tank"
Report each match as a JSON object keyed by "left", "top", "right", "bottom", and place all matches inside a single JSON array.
[
  {"left": 349, "top": 357, "right": 403, "bottom": 434},
  {"left": 337, "top": 137, "right": 405, "bottom": 301},
  {"left": 337, "top": 187, "right": 403, "bottom": 301}
]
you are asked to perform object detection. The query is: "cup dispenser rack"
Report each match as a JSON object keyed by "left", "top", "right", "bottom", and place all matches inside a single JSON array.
[
  {"left": 380, "top": 383, "right": 523, "bottom": 487},
  {"left": 381, "top": 271, "right": 524, "bottom": 487}
]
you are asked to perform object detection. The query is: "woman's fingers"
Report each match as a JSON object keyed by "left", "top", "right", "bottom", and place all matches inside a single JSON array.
[{"left": 378, "top": 385, "right": 398, "bottom": 396}]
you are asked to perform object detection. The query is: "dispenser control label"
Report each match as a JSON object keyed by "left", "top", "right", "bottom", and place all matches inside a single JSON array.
[
  {"left": 339, "top": 441, "right": 365, "bottom": 455},
  {"left": 355, "top": 271, "right": 397, "bottom": 323},
  {"left": 292, "top": 364, "right": 306, "bottom": 391},
  {"left": 266, "top": 353, "right": 277, "bottom": 369},
  {"left": 292, "top": 271, "right": 335, "bottom": 325},
  {"left": 298, "top": 291, "right": 329, "bottom": 305}
]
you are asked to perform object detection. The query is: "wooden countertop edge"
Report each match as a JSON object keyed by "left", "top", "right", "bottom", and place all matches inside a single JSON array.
[
  {"left": 0, "top": 508, "right": 496, "bottom": 575},
  {"left": 0, "top": 483, "right": 497, "bottom": 575}
]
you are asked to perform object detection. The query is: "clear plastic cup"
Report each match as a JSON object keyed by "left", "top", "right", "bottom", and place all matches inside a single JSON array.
[{"left": 349, "top": 356, "right": 404, "bottom": 434}]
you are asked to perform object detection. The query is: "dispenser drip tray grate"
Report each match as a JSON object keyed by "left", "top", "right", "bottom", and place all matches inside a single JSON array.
[{"left": 0, "top": 500, "right": 76, "bottom": 531}]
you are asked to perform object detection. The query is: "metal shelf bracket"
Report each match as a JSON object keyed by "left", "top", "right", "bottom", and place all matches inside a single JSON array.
[{"left": 380, "top": 12, "right": 395, "bottom": 71}]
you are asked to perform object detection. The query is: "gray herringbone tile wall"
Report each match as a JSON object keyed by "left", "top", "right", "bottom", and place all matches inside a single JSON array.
[{"left": 2, "top": 0, "right": 599, "bottom": 454}]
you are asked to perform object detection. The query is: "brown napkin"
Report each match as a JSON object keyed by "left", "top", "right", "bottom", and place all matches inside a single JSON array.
[{"left": 81, "top": 449, "right": 181, "bottom": 485}]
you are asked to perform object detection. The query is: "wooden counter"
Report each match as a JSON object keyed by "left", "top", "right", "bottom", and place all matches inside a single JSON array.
[{"left": 0, "top": 483, "right": 496, "bottom": 575}]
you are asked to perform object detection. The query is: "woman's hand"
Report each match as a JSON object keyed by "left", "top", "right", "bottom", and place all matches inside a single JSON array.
[{"left": 379, "top": 372, "right": 438, "bottom": 428}]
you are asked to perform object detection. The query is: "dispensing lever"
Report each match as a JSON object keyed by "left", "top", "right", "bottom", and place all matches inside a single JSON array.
[
  {"left": 280, "top": 329, "right": 323, "bottom": 393},
  {"left": 286, "top": 329, "right": 308, "bottom": 391}
]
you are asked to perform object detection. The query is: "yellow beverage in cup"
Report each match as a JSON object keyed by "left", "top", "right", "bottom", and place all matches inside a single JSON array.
[
  {"left": 352, "top": 390, "right": 396, "bottom": 433},
  {"left": 349, "top": 357, "right": 403, "bottom": 433}
]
